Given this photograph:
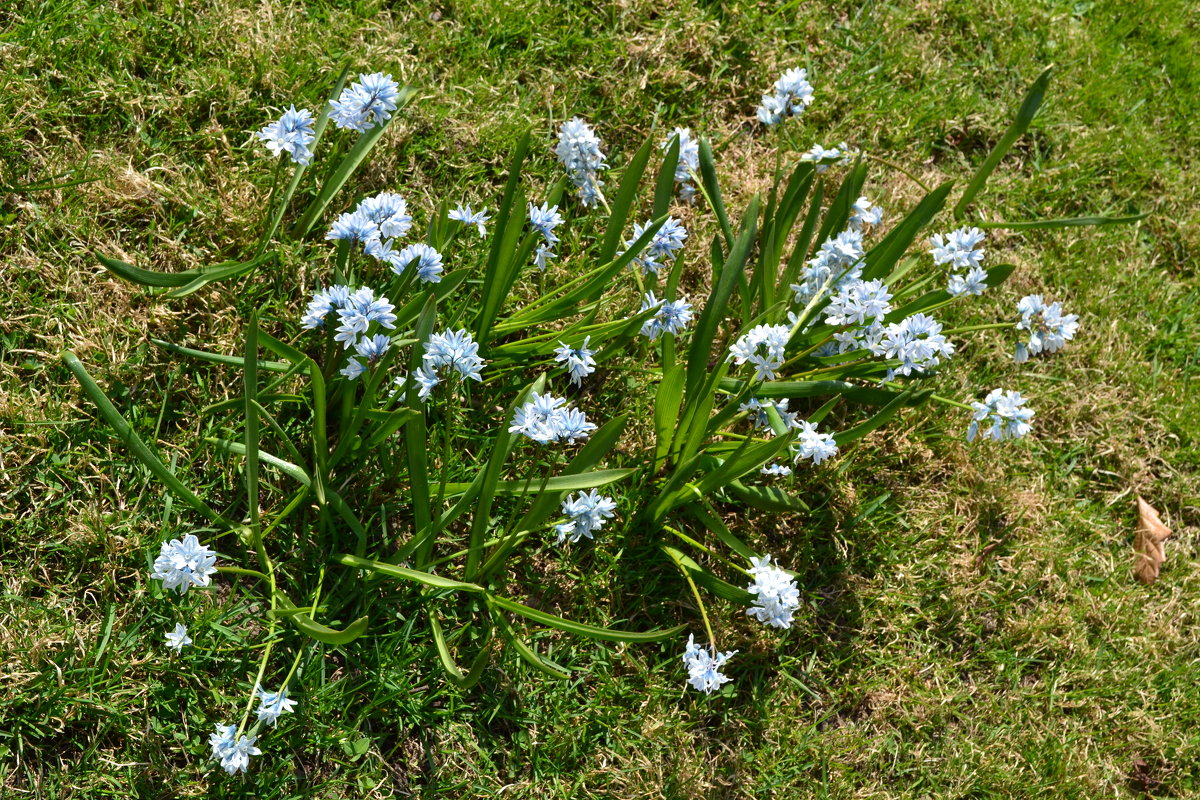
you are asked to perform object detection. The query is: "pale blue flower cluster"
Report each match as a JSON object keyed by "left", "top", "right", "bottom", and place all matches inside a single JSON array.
[
  {"left": 848, "top": 196, "right": 884, "bottom": 232},
  {"left": 509, "top": 392, "right": 597, "bottom": 445},
  {"left": 791, "top": 419, "right": 839, "bottom": 465},
  {"left": 662, "top": 127, "right": 700, "bottom": 202},
  {"left": 387, "top": 242, "right": 444, "bottom": 283},
  {"left": 164, "top": 622, "right": 192, "bottom": 653},
  {"left": 626, "top": 217, "right": 688, "bottom": 276},
  {"left": 872, "top": 312, "right": 955, "bottom": 379},
  {"left": 255, "top": 686, "right": 298, "bottom": 727},
  {"left": 210, "top": 724, "right": 262, "bottom": 775},
  {"left": 824, "top": 279, "right": 893, "bottom": 328},
  {"left": 329, "top": 72, "right": 402, "bottom": 133},
  {"left": 553, "top": 336, "right": 597, "bottom": 386},
  {"left": 301, "top": 285, "right": 396, "bottom": 379},
  {"left": 800, "top": 142, "right": 852, "bottom": 173},
  {"left": 760, "top": 462, "right": 793, "bottom": 477},
  {"left": 1014, "top": 294, "right": 1079, "bottom": 362},
  {"left": 328, "top": 191, "right": 415, "bottom": 268},
  {"left": 528, "top": 201, "right": 564, "bottom": 271},
  {"left": 948, "top": 267, "right": 989, "bottom": 297},
  {"left": 555, "top": 489, "right": 617, "bottom": 544},
  {"left": 930, "top": 226, "right": 986, "bottom": 269},
  {"left": 256, "top": 105, "right": 316, "bottom": 166},
  {"left": 791, "top": 229, "right": 865, "bottom": 306},
  {"left": 449, "top": 204, "right": 490, "bottom": 237},
  {"left": 728, "top": 324, "right": 791, "bottom": 382},
  {"left": 151, "top": 534, "right": 218, "bottom": 595},
  {"left": 681, "top": 634, "right": 735, "bottom": 694},
  {"left": 410, "top": 329, "right": 486, "bottom": 400},
  {"left": 968, "top": 388, "right": 1035, "bottom": 442},
  {"left": 639, "top": 292, "right": 694, "bottom": 339},
  {"left": 555, "top": 117, "right": 606, "bottom": 207},
  {"left": 756, "top": 67, "right": 814, "bottom": 126},
  {"left": 745, "top": 554, "right": 801, "bottom": 629}
]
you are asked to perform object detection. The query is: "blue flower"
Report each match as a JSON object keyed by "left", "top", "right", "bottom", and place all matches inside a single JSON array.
[
  {"left": 422, "top": 329, "right": 486, "bottom": 386},
  {"left": 326, "top": 210, "right": 379, "bottom": 246},
  {"left": 150, "top": 534, "right": 217, "bottom": 594},
  {"left": 681, "top": 634, "right": 736, "bottom": 694},
  {"left": 329, "top": 72, "right": 401, "bottom": 133},
  {"left": 968, "top": 388, "right": 1035, "bottom": 442},
  {"left": 553, "top": 336, "right": 596, "bottom": 386},
  {"left": 555, "top": 117, "right": 606, "bottom": 207},
  {"left": 554, "top": 489, "right": 617, "bottom": 543},
  {"left": 448, "top": 204, "right": 490, "bottom": 237},
  {"left": 509, "top": 392, "right": 596, "bottom": 445},
  {"left": 357, "top": 191, "right": 412, "bottom": 239},
  {"left": 528, "top": 201, "right": 565, "bottom": 244},
  {"left": 255, "top": 686, "right": 297, "bottom": 727},
  {"left": 638, "top": 292, "right": 694, "bottom": 340},
  {"left": 394, "top": 243, "right": 444, "bottom": 283},
  {"left": 256, "top": 105, "right": 316, "bottom": 165},
  {"left": 164, "top": 622, "right": 192, "bottom": 653}
]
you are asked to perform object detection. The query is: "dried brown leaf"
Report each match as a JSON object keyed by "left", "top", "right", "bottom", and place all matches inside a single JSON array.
[{"left": 1133, "top": 496, "right": 1172, "bottom": 585}]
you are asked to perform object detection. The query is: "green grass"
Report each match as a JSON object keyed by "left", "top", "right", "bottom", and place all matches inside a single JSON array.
[{"left": 2, "top": 0, "right": 1198, "bottom": 797}]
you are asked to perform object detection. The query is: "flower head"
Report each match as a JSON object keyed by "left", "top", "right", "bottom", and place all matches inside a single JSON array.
[
  {"left": 449, "top": 204, "right": 489, "bottom": 237},
  {"left": 756, "top": 67, "right": 814, "bottom": 126},
  {"left": 745, "top": 554, "right": 801, "bottom": 629},
  {"left": 849, "top": 196, "right": 883, "bottom": 232},
  {"left": 533, "top": 243, "right": 556, "bottom": 271},
  {"left": 948, "top": 265, "right": 989, "bottom": 298},
  {"left": 968, "top": 388, "right": 1035, "bottom": 442},
  {"left": 869, "top": 312, "right": 955, "bottom": 379},
  {"left": 625, "top": 217, "right": 687, "bottom": 275},
  {"left": 681, "top": 634, "right": 736, "bottom": 694},
  {"left": 391, "top": 243, "right": 445, "bottom": 283},
  {"left": 151, "top": 534, "right": 217, "bottom": 595},
  {"left": 1014, "top": 294, "right": 1079, "bottom": 362},
  {"left": 423, "top": 329, "right": 485, "bottom": 383},
  {"left": 930, "top": 226, "right": 986, "bottom": 269},
  {"left": 528, "top": 201, "right": 565, "bottom": 244},
  {"left": 329, "top": 72, "right": 401, "bottom": 133},
  {"left": 326, "top": 209, "right": 379, "bottom": 246},
  {"left": 555, "top": 117, "right": 606, "bottom": 206},
  {"left": 164, "top": 622, "right": 192, "bottom": 653},
  {"left": 800, "top": 143, "right": 847, "bottom": 173},
  {"left": 255, "top": 686, "right": 298, "bottom": 727},
  {"left": 209, "top": 724, "right": 261, "bottom": 775},
  {"left": 509, "top": 392, "right": 596, "bottom": 445},
  {"left": 554, "top": 489, "right": 617, "bottom": 543},
  {"left": 357, "top": 191, "right": 412, "bottom": 239},
  {"left": 823, "top": 279, "right": 893, "bottom": 328},
  {"left": 639, "top": 292, "right": 694, "bottom": 340},
  {"left": 553, "top": 336, "right": 597, "bottom": 386},
  {"left": 791, "top": 419, "right": 839, "bottom": 465},
  {"left": 728, "top": 324, "right": 791, "bottom": 382},
  {"left": 256, "top": 105, "right": 316, "bottom": 165}
]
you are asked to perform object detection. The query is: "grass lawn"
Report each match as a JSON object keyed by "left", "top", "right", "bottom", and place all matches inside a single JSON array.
[{"left": 1, "top": 0, "right": 1197, "bottom": 797}]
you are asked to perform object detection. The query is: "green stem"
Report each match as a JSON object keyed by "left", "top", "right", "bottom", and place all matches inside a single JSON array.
[
  {"left": 663, "top": 524, "right": 747, "bottom": 576},
  {"left": 943, "top": 321, "right": 1017, "bottom": 335},
  {"left": 863, "top": 152, "right": 933, "bottom": 193}
]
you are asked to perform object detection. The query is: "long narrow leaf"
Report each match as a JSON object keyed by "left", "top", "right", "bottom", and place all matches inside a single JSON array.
[
  {"left": 953, "top": 66, "right": 1052, "bottom": 219},
  {"left": 489, "top": 595, "right": 684, "bottom": 643}
]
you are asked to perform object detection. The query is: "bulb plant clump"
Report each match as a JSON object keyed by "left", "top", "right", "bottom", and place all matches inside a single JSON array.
[{"left": 63, "top": 61, "right": 1136, "bottom": 775}]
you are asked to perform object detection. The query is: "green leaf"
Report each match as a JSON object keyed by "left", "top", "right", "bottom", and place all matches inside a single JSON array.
[
  {"left": 834, "top": 389, "right": 930, "bottom": 446},
  {"left": 244, "top": 313, "right": 260, "bottom": 531},
  {"left": 441, "top": 468, "right": 636, "bottom": 497},
  {"left": 62, "top": 351, "right": 233, "bottom": 528},
  {"left": 149, "top": 338, "right": 291, "bottom": 373},
  {"left": 335, "top": 554, "right": 487, "bottom": 593},
  {"left": 429, "top": 613, "right": 491, "bottom": 689},
  {"left": 272, "top": 591, "right": 368, "bottom": 646},
  {"left": 291, "top": 85, "right": 418, "bottom": 238},
  {"left": 725, "top": 480, "right": 810, "bottom": 513},
  {"left": 662, "top": 546, "right": 753, "bottom": 603},
  {"left": 96, "top": 251, "right": 274, "bottom": 292},
  {"left": 496, "top": 613, "right": 571, "bottom": 679},
  {"left": 862, "top": 181, "right": 955, "bottom": 282},
  {"left": 598, "top": 136, "right": 654, "bottom": 263},
  {"left": 207, "top": 438, "right": 313, "bottom": 487},
  {"left": 698, "top": 136, "right": 733, "bottom": 247},
  {"left": 974, "top": 212, "right": 1148, "bottom": 230},
  {"left": 489, "top": 595, "right": 683, "bottom": 643},
  {"left": 953, "top": 65, "right": 1052, "bottom": 219},
  {"left": 474, "top": 129, "right": 532, "bottom": 341},
  {"left": 654, "top": 364, "right": 685, "bottom": 467},
  {"left": 686, "top": 501, "right": 756, "bottom": 561},
  {"left": 653, "top": 134, "right": 680, "bottom": 219}
]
